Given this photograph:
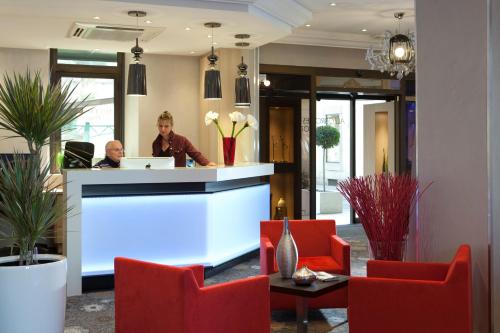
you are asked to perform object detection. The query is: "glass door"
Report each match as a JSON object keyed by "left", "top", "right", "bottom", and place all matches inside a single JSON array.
[
  {"left": 314, "top": 97, "right": 395, "bottom": 225},
  {"left": 315, "top": 99, "right": 351, "bottom": 225}
]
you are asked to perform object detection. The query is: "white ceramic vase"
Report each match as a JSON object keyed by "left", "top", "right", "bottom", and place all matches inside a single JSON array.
[{"left": 0, "top": 254, "right": 67, "bottom": 333}]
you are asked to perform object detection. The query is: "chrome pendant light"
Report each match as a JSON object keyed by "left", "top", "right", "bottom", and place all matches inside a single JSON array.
[
  {"left": 127, "top": 11, "right": 147, "bottom": 96},
  {"left": 204, "top": 22, "right": 222, "bottom": 100},
  {"left": 235, "top": 57, "right": 250, "bottom": 108}
]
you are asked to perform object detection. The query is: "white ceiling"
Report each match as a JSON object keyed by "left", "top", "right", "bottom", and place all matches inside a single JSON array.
[
  {"left": 0, "top": 0, "right": 415, "bottom": 55},
  {"left": 281, "top": 0, "right": 415, "bottom": 48}
]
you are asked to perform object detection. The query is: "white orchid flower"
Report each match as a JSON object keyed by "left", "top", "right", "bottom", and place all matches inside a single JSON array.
[
  {"left": 205, "top": 110, "right": 224, "bottom": 136},
  {"left": 246, "top": 114, "right": 258, "bottom": 130},
  {"left": 234, "top": 114, "right": 258, "bottom": 138},
  {"left": 205, "top": 110, "right": 219, "bottom": 126},
  {"left": 229, "top": 111, "right": 246, "bottom": 123}
]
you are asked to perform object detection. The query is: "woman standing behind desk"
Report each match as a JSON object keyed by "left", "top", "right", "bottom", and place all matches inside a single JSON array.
[{"left": 152, "top": 111, "right": 216, "bottom": 167}]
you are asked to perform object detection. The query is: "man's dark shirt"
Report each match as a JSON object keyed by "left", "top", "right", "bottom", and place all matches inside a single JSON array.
[{"left": 93, "top": 156, "right": 120, "bottom": 168}]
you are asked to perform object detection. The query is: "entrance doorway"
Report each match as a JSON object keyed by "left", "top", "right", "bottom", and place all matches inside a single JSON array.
[{"left": 314, "top": 97, "right": 396, "bottom": 224}]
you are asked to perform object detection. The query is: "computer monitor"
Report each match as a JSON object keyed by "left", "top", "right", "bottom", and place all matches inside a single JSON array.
[
  {"left": 0, "top": 153, "right": 31, "bottom": 164},
  {"left": 63, "top": 141, "right": 94, "bottom": 169}
]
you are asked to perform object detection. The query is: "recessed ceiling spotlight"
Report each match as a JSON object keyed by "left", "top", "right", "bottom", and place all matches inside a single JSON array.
[
  {"left": 305, "top": 24, "right": 311, "bottom": 27},
  {"left": 235, "top": 42, "right": 250, "bottom": 47},
  {"left": 185, "top": 27, "right": 191, "bottom": 31},
  {"left": 361, "top": 29, "right": 367, "bottom": 32},
  {"left": 190, "top": 51, "right": 195, "bottom": 54},
  {"left": 145, "top": 20, "right": 152, "bottom": 24},
  {"left": 330, "top": 3, "right": 336, "bottom": 6},
  {"left": 213, "top": 42, "right": 218, "bottom": 45},
  {"left": 208, "top": 35, "right": 212, "bottom": 38},
  {"left": 93, "top": 16, "right": 100, "bottom": 20}
]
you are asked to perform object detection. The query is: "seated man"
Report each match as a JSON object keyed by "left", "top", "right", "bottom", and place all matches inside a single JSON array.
[{"left": 93, "top": 140, "right": 123, "bottom": 168}]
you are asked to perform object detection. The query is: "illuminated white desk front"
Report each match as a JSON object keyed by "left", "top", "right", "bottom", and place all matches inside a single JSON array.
[{"left": 63, "top": 163, "right": 273, "bottom": 296}]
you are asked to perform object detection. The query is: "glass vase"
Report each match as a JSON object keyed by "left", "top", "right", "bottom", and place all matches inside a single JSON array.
[
  {"left": 222, "top": 137, "right": 236, "bottom": 166},
  {"left": 368, "top": 239, "right": 407, "bottom": 261}
]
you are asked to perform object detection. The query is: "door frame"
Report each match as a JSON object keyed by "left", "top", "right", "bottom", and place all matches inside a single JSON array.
[
  {"left": 315, "top": 94, "right": 397, "bottom": 224},
  {"left": 259, "top": 64, "right": 411, "bottom": 221}
]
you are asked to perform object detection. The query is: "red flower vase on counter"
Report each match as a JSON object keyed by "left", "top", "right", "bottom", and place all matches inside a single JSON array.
[{"left": 222, "top": 137, "right": 236, "bottom": 166}]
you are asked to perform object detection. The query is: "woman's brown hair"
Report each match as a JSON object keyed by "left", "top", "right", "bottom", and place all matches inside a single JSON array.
[{"left": 157, "top": 110, "right": 174, "bottom": 126}]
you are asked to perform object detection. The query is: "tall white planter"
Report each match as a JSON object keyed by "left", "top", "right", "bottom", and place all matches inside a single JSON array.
[{"left": 0, "top": 254, "right": 67, "bottom": 333}]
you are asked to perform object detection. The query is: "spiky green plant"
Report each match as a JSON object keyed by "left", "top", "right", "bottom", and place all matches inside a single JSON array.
[
  {"left": 0, "top": 70, "right": 88, "bottom": 265},
  {"left": 0, "top": 71, "right": 88, "bottom": 155},
  {"left": 0, "top": 155, "right": 66, "bottom": 265}
]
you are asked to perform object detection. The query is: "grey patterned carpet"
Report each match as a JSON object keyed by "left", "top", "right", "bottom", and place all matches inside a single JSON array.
[{"left": 65, "top": 224, "right": 368, "bottom": 333}]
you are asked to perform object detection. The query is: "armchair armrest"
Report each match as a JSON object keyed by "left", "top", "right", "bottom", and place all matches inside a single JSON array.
[
  {"left": 260, "top": 236, "right": 276, "bottom": 275},
  {"left": 367, "top": 260, "right": 449, "bottom": 281},
  {"left": 331, "top": 235, "right": 350, "bottom": 275},
  {"left": 197, "top": 276, "right": 270, "bottom": 333},
  {"left": 185, "top": 264, "right": 205, "bottom": 287}
]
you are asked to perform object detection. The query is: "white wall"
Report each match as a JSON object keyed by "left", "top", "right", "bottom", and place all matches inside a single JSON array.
[
  {"left": 199, "top": 48, "right": 259, "bottom": 164},
  {"left": 416, "top": 1, "right": 488, "bottom": 331},
  {"left": 0, "top": 47, "right": 49, "bottom": 153},
  {"left": 124, "top": 53, "right": 200, "bottom": 157},
  {"left": 259, "top": 43, "right": 370, "bottom": 69},
  {"left": 489, "top": 0, "right": 500, "bottom": 330}
]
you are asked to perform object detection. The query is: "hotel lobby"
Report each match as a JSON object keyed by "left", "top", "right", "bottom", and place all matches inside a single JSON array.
[{"left": 0, "top": 0, "right": 499, "bottom": 332}]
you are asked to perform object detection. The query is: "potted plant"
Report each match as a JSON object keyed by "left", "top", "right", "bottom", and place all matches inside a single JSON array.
[
  {"left": 315, "top": 124, "right": 341, "bottom": 214},
  {"left": 337, "top": 173, "right": 428, "bottom": 261},
  {"left": 0, "top": 71, "right": 88, "bottom": 333}
]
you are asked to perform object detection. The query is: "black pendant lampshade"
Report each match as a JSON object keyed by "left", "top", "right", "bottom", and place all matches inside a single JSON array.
[
  {"left": 128, "top": 62, "right": 147, "bottom": 96},
  {"left": 127, "top": 11, "right": 147, "bottom": 96},
  {"left": 234, "top": 57, "right": 250, "bottom": 108},
  {"left": 204, "top": 46, "right": 222, "bottom": 99}
]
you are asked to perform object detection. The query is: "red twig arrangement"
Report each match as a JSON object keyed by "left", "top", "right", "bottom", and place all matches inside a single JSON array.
[{"left": 337, "top": 173, "right": 426, "bottom": 260}]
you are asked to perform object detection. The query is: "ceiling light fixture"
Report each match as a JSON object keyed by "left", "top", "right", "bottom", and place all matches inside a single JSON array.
[
  {"left": 185, "top": 27, "right": 191, "bottom": 31},
  {"left": 259, "top": 74, "right": 270, "bottom": 87},
  {"left": 234, "top": 33, "right": 251, "bottom": 108},
  {"left": 305, "top": 24, "right": 311, "bottom": 27},
  {"left": 234, "top": 57, "right": 250, "bottom": 108},
  {"left": 361, "top": 28, "right": 367, "bottom": 32},
  {"left": 145, "top": 20, "right": 152, "bottom": 24},
  {"left": 93, "top": 16, "right": 100, "bottom": 20},
  {"left": 204, "top": 22, "right": 222, "bottom": 100},
  {"left": 365, "top": 12, "right": 415, "bottom": 80},
  {"left": 330, "top": 3, "right": 336, "bottom": 6},
  {"left": 127, "top": 10, "right": 147, "bottom": 96}
]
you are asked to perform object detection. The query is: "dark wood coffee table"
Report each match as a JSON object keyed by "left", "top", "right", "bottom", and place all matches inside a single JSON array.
[{"left": 269, "top": 272, "right": 349, "bottom": 333}]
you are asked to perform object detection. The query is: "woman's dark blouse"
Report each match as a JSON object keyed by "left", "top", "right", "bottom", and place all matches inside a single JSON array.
[{"left": 152, "top": 131, "right": 209, "bottom": 167}]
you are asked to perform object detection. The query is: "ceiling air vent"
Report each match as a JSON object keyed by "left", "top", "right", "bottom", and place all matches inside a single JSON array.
[{"left": 68, "top": 22, "right": 164, "bottom": 42}]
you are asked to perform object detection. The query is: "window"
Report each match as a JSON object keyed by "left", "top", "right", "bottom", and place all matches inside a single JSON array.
[{"left": 49, "top": 49, "right": 124, "bottom": 169}]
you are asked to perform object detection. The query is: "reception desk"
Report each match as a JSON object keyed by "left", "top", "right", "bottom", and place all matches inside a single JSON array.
[{"left": 63, "top": 163, "right": 273, "bottom": 296}]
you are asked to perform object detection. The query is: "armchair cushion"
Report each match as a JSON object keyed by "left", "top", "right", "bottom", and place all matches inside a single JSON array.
[{"left": 298, "top": 256, "right": 342, "bottom": 273}]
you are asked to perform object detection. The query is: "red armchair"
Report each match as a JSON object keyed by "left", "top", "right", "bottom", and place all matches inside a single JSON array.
[
  {"left": 260, "top": 219, "right": 350, "bottom": 309},
  {"left": 114, "top": 257, "right": 270, "bottom": 333},
  {"left": 348, "top": 244, "right": 472, "bottom": 333}
]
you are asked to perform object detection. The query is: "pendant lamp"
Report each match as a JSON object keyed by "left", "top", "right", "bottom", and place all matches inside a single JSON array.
[
  {"left": 365, "top": 12, "right": 415, "bottom": 80},
  {"left": 234, "top": 34, "right": 251, "bottom": 108},
  {"left": 204, "top": 22, "right": 222, "bottom": 100},
  {"left": 235, "top": 57, "right": 250, "bottom": 108},
  {"left": 127, "top": 11, "right": 147, "bottom": 96}
]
